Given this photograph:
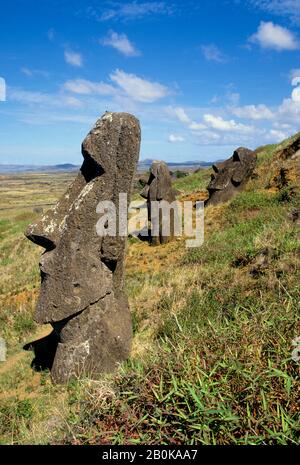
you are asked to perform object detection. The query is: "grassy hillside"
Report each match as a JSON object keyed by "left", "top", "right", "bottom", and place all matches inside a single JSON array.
[{"left": 0, "top": 138, "right": 300, "bottom": 445}]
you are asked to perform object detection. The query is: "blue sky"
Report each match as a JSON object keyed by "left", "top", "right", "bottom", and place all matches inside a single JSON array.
[{"left": 1, "top": 0, "right": 300, "bottom": 164}]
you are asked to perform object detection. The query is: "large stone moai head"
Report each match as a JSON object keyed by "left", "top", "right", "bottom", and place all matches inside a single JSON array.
[
  {"left": 140, "top": 160, "right": 177, "bottom": 246},
  {"left": 205, "top": 147, "right": 257, "bottom": 206},
  {"left": 25, "top": 112, "right": 141, "bottom": 383}
]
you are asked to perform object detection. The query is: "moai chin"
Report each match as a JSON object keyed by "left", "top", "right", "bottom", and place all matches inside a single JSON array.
[
  {"left": 140, "top": 160, "right": 177, "bottom": 246},
  {"left": 25, "top": 112, "right": 141, "bottom": 383},
  {"left": 205, "top": 147, "right": 257, "bottom": 206}
]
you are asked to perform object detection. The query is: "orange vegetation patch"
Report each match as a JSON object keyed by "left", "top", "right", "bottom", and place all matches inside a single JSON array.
[
  {"left": 180, "top": 190, "right": 208, "bottom": 204},
  {"left": 1, "top": 288, "right": 38, "bottom": 307},
  {"left": 126, "top": 238, "right": 184, "bottom": 274}
]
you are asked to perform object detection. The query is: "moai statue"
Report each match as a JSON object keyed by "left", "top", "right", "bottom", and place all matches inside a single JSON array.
[
  {"left": 140, "top": 160, "right": 177, "bottom": 246},
  {"left": 25, "top": 112, "right": 141, "bottom": 383},
  {"left": 205, "top": 147, "right": 257, "bottom": 206}
]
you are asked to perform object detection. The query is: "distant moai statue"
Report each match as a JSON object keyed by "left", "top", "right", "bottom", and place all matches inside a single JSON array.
[
  {"left": 140, "top": 160, "right": 177, "bottom": 246},
  {"left": 205, "top": 147, "right": 257, "bottom": 206},
  {"left": 25, "top": 112, "right": 141, "bottom": 383}
]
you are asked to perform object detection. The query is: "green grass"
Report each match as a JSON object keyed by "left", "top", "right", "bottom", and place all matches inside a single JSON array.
[
  {"left": 173, "top": 169, "right": 211, "bottom": 194},
  {"left": 0, "top": 143, "right": 300, "bottom": 445}
]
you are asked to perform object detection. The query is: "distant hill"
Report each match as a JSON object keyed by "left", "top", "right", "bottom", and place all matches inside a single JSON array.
[
  {"left": 138, "top": 159, "right": 222, "bottom": 171},
  {"left": 0, "top": 163, "right": 79, "bottom": 174},
  {"left": 0, "top": 159, "right": 221, "bottom": 174}
]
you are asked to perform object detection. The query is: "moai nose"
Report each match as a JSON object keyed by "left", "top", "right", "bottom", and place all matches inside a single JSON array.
[{"left": 25, "top": 216, "right": 57, "bottom": 251}]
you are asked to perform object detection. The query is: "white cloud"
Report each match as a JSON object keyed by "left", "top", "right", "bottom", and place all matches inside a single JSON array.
[
  {"left": 232, "top": 104, "right": 274, "bottom": 120},
  {"left": 250, "top": 21, "right": 299, "bottom": 51},
  {"left": 192, "top": 130, "right": 221, "bottom": 145},
  {"left": 64, "top": 50, "right": 83, "bottom": 67},
  {"left": 267, "top": 129, "right": 288, "bottom": 141},
  {"left": 101, "top": 30, "right": 140, "bottom": 56},
  {"left": 0, "top": 78, "right": 6, "bottom": 101},
  {"left": 64, "top": 72, "right": 168, "bottom": 105},
  {"left": 109, "top": 69, "right": 168, "bottom": 102},
  {"left": 203, "top": 114, "right": 254, "bottom": 133},
  {"left": 166, "top": 106, "right": 191, "bottom": 124},
  {"left": 224, "top": 78, "right": 300, "bottom": 136},
  {"left": 226, "top": 92, "right": 240, "bottom": 106},
  {"left": 96, "top": 2, "right": 172, "bottom": 21},
  {"left": 166, "top": 106, "right": 206, "bottom": 130},
  {"left": 201, "top": 44, "right": 228, "bottom": 63},
  {"left": 64, "top": 79, "right": 115, "bottom": 96},
  {"left": 21, "top": 67, "right": 33, "bottom": 77},
  {"left": 249, "top": 1, "right": 300, "bottom": 24},
  {"left": 9, "top": 89, "right": 54, "bottom": 105},
  {"left": 290, "top": 68, "right": 300, "bottom": 82},
  {"left": 63, "top": 96, "right": 83, "bottom": 108},
  {"left": 19, "top": 112, "right": 96, "bottom": 126},
  {"left": 21, "top": 67, "right": 49, "bottom": 78},
  {"left": 8, "top": 88, "right": 83, "bottom": 108},
  {"left": 168, "top": 133, "right": 185, "bottom": 143},
  {"left": 291, "top": 86, "right": 300, "bottom": 102},
  {"left": 292, "top": 76, "right": 300, "bottom": 87},
  {"left": 276, "top": 77, "right": 300, "bottom": 119},
  {"left": 189, "top": 121, "right": 206, "bottom": 130}
]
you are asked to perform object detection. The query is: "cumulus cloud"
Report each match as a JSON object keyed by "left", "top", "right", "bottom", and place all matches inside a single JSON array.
[
  {"left": 64, "top": 71, "right": 168, "bottom": 104},
  {"left": 275, "top": 76, "right": 300, "bottom": 124},
  {"left": 168, "top": 133, "right": 185, "bottom": 143},
  {"left": 64, "top": 50, "right": 83, "bottom": 67},
  {"left": 201, "top": 44, "right": 228, "bottom": 63},
  {"left": 109, "top": 69, "right": 168, "bottom": 102},
  {"left": 64, "top": 79, "right": 115, "bottom": 95},
  {"left": 189, "top": 121, "right": 206, "bottom": 130},
  {"left": 165, "top": 105, "right": 258, "bottom": 146},
  {"left": 291, "top": 71, "right": 300, "bottom": 86},
  {"left": 232, "top": 104, "right": 274, "bottom": 120},
  {"left": 203, "top": 114, "right": 254, "bottom": 133},
  {"left": 249, "top": 21, "right": 299, "bottom": 51},
  {"left": 101, "top": 31, "right": 140, "bottom": 56},
  {"left": 166, "top": 106, "right": 206, "bottom": 130},
  {"left": 226, "top": 77, "right": 300, "bottom": 142}
]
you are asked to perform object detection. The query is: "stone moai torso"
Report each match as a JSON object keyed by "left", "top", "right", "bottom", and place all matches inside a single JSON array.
[
  {"left": 25, "top": 112, "right": 141, "bottom": 383},
  {"left": 140, "top": 160, "right": 176, "bottom": 246},
  {"left": 205, "top": 147, "right": 257, "bottom": 206}
]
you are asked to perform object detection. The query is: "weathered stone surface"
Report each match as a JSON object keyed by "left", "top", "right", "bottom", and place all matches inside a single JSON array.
[
  {"left": 277, "top": 134, "right": 300, "bottom": 160},
  {"left": 266, "top": 135, "right": 300, "bottom": 196},
  {"left": 140, "top": 160, "right": 177, "bottom": 246},
  {"left": 205, "top": 147, "right": 257, "bottom": 206},
  {"left": 25, "top": 112, "right": 141, "bottom": 383}
]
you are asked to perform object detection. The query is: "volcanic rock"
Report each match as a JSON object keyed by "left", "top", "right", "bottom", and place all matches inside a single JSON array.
[
  {"left": 205, "top": 147, "right": 257, "bottom": 206},
  {"left": 25, "top": 112, "right": 141, "bottom": 383}
]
